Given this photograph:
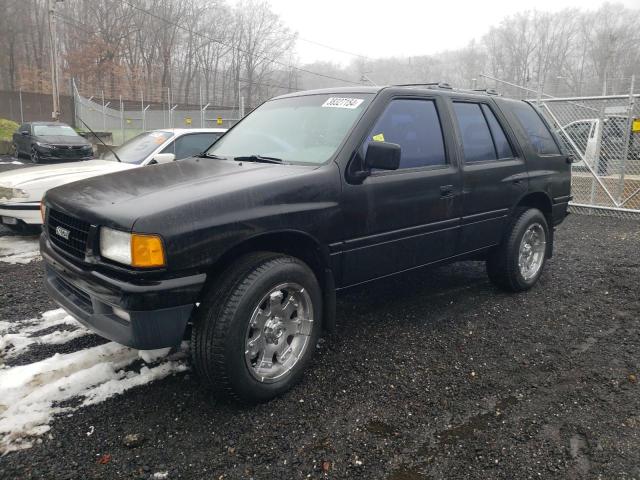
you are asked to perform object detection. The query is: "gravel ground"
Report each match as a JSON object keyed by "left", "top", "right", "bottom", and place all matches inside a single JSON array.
[{"left": 1, "top": 214, "right": 639, "bottom": 480}]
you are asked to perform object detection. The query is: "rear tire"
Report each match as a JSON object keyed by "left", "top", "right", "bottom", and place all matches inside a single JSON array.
[
  {"left": 191, "top": 252, "right": 322, "bottom": 403},
  {"left": 486, "top": 208, "right": 549, "bottom": 292}
]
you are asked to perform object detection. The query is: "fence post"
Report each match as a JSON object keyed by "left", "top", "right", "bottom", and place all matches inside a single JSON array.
[
  {"left": 102, "top": 90, "right": 106, "bottom": 132},
  {"left": 590, "top": 101, "right": 607, "bottom": 205},
  {"left": 19, "top": 88, "right": 24, "bottom": 123},
  {"left": 120, "top": 95, "right": 124, "bottom": 145},
  {"left": 141, "top": 90, "right": 145, "bottom": 132},
  {"left": 201, "top": 102, "right": 210, "bottom": 128},
  {"left": 166, "top": 87, "right": 170, "bottom": 128},
  {"left": 199, "top": 84, "right": 203, "bottom": 127},
  {"left": 616, "top": 75, "right": 635, "bottom": 202}
]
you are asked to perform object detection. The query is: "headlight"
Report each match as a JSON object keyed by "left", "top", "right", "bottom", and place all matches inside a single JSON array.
[
  {"left": 0, "top": 186, "right": 28, "bottom": 200},
  {"left": 100, "top": 227, "right": 166, "bottom": 268},
  {"left": 35, "top": 142, "right": 54, "bottom": 149}
]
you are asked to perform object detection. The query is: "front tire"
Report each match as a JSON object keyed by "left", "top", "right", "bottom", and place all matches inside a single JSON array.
[
  {"left": 30, "top": 146, "right": 40, "bottom": 164},
  {"left": 191, "top": 252, "right": 322, "bottom": 403},
  {"left": 486, "top": 208, "right": 549, "bottom": 292}
]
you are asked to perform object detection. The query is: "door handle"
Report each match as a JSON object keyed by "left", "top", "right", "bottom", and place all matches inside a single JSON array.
[{"left": 440, "top": 185, "right": 454, "bottom": 198}]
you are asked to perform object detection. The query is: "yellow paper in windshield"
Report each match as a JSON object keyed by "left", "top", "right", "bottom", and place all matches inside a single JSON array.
[{"left": 372, "top": 133, "right": 385, "bottom": 142}]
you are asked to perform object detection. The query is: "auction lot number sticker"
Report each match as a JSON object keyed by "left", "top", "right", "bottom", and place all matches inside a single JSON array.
[{"left": 322, "top": 97, "right": 364, "bottom": 109}]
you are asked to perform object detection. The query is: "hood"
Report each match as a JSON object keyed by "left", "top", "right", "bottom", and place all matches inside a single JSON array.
[
  {"left": 46, "top": 157, "right": 316, "bottom": 229},
  {"left": 0, "top": 160, "right": 138, "bottom": 203},
  {"left": 36, "top": 135, "right": 91, "bottom": 146}
]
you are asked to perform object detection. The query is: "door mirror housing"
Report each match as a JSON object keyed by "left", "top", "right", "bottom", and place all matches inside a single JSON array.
[
  {"left": 151, "top": 153, "right": 176, "bottom": 164},
  {"left": 364, "top": 141, "right": 401, "bottom": 171},
  {"left": 20, "top": 130, "right": 29, "bottom": 136}
]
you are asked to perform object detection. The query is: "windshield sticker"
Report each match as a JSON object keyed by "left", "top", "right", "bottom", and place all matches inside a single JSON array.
[
  {"left": 372, "top": 133, "right": 385, "bottom": 142},
  {"left": 322, "top": 97, "right": 364, "bottom": 109}
]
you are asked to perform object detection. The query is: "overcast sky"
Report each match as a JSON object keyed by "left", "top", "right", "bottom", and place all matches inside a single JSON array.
[{"left": 257, "top": 0, "right": 640, "bottom": 64}]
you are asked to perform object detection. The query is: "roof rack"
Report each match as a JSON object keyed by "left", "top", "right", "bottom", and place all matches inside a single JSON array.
[
  {"left": 393, "top": 82, "right": 453, "bottom": 90},
  {"left": 468, "top": 88, "right": 501, "bottom": 96},
  {"left": 392, "top": 83, "right": 503, "bottom": 96}
]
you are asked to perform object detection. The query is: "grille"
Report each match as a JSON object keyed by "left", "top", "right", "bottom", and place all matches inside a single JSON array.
[
  {"left": 52, "top": 146, "right": 91, "bottom": 158},
  {"left": 47, "top": 209, "right": 90, "bottom": 259}
]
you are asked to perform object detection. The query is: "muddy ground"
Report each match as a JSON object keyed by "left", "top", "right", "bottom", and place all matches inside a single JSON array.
[{"left": 0, "top": 213, "right": 639, "bottom": 480}]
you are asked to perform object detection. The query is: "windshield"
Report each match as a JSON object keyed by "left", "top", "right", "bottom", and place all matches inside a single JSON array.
[
  {"left": 207, "top": 93, "right": 374, "bottom": 164},
  {"left": 33, "top": 125, "right": 79, "bottom": 137},
  {"left": 102, "top": 131, "right": 173, "bottom": 164}
]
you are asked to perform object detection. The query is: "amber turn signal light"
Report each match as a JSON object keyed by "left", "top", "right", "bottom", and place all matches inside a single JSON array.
[{"left": 131, "top": 234, "right": 166, "bottom": 268}]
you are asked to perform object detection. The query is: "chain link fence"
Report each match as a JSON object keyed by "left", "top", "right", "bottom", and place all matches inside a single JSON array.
[
  {"left": 483, "top": 74, "right": 640, "bottom": 218},
  {"left": 72, "top": 80, "right": 242, "bottom": 145},
  {"left": 537, "top": 89, "right": 640, "bottom": 219}
]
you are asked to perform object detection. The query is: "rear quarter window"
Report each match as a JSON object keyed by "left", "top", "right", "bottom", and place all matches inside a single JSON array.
[{"left": 509, "top": 102, "right": 560, "bottom": 155}]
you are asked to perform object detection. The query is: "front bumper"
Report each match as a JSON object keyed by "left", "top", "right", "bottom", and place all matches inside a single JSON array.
[
  {"left": 41, "top": 235, "right": 206, "bottom": 349},
  {"left": 0, "top": 202, "right": 41, "bottom": 225},
  {"left": 37, "top": 154, "right": 94, "bottom": 162},
  {"left": 35, "top": 145, "right": 94, "bottom": 162}
]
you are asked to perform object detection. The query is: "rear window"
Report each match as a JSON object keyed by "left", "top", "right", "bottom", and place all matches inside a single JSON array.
[{"left": 509, "top": 102, "right": 560, "bottom": 155}]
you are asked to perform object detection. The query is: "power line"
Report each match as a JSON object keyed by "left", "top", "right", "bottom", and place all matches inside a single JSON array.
[
  {"left": 119, "top": 0, "right": 361, "bottom": 86},
  {"left": 54, "top": 13, "right": 302, "bottom": 94},
  {"left": 295, "top": 36, "right": 369, "bottom": 61}
]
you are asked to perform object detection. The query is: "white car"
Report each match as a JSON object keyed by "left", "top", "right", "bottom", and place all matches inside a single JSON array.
[
  {"left": 0, "top": 128, "right": 226, "bottom": 231},
  {"left": 558, "top": 116, "right": 639, "bottom": 174}
]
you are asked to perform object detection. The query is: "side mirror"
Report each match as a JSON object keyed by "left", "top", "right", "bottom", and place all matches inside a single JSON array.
[
  {"left": 364, "top": 141, "right": 401, "bottom": 171},
  {"left": 152, "top": 153, "right": 176, "bottom": 164},
  {"left": 21, "top": 131, "right": 29, "bottom": 136}
]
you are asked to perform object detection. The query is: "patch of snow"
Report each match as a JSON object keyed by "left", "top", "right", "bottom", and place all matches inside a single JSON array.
[
  {"left": 0, "top": 161, "right": 24, "bottom": 165},
  {"left": 138, "top": 347, "right": 171, "bottom": 363},
  {"left": 0, "top": 309, "right": 80, "bottom": 340},
  {"left": 0, "top": 236, "right": 41, "bottom": 264},
  {"left": 0, "top": 315, "right": 189, "bottom": 454},
  {"left": 1, "top": 327, "right": 90, "bottom": 360}
]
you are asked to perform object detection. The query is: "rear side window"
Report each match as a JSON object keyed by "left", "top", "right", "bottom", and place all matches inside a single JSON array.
[
  {"left": 363, "top": 99, "right": 447, "bottom": 169},
  {"left": 509, "top": 102, "right": 560, "bottom": 155},
  {"left": 453, "top": 103, "right": 496, "bottom": 162},
  {"left": 481, "top": 105, "right": 513, "bottom": 159}
]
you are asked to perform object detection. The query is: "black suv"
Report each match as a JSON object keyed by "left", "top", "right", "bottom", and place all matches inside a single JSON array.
[
  {"left": 41, "top": 86, "right": 571, "bottom": 402},
  {"left": 13, "top": 122, "right": 93, "bottom": 163}
]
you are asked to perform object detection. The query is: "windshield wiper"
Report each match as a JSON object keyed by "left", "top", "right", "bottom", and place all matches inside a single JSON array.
[
  {"left": 234, "top": 155, "right": 286, "bottom": 164},
  {"left": 199, "top": 152, "right": 226, "bottom": 159}
]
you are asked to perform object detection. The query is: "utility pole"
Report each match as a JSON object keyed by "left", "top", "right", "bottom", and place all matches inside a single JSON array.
[{"left": 48, "top": 0, "right": 62, "bottom": 121}]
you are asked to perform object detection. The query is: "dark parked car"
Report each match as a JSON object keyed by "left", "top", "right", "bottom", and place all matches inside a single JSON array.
[
  {"left": 13, "top": 122, "right": 93, "bottom": 163},
  {"left": 41, "top": 85, "right": 571, "bottom": 402}
]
